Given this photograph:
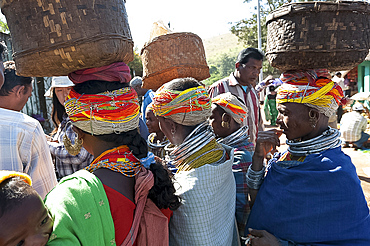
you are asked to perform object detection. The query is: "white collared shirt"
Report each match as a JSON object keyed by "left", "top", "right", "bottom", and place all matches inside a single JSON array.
[{"left": 0, "top": 108, "right": 57, "bottom": 198}]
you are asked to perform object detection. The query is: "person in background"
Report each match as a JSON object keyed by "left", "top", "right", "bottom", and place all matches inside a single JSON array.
[
  {"left": 152, "top": 77, "right": 237, "bottom": 245},
  {"left": 0, "top": 42, "right": 6, "bottom": 88},
  {"left": 45, "top": 63, "right": 181, "bottom": 245},
  {"left": 208, "top": 47, "right": 264, "bottom": 146},
  {"left": 210, "top": 92, "right": 254, "bottom": 241},
  {"left": 0, "top": 61, "right": 57, "bottom": 199},
  {"left": 0, "top": 170, "right": 53, "bottom": 245},
  {"left": 246, "top": 69, "right": 370, "bottom": 245},
  {"left": 264, "top": 85, "right": 278, "bottom": 126},
  {"left": 145, "top": 103, "right": 169, "bottom": 159},
  {"left": 130, "top": 76, "right": 155, "bottom": 124},
  {"left": 340, "top": 102, "right": 369, "bottom": 149},
  {"left": 332, "top": 72, "right": 347, "bottom": 122},
  {"left": 45, "top": 76, "right": 93, "bottom": 180}
]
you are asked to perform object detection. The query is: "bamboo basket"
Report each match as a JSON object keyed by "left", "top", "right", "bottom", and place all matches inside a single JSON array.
[
  {"left": 266, "top": 1, "right": 370, "bottom": 71},
  {"left": 1, "top": 0, "right": 134, "bottom": 77},
  {"left": 140, "top": 32, "right": 210, "bottom": 90}
]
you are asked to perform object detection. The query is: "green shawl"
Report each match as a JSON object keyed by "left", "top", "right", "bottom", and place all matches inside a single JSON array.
[{"left": 45, "top": 170, "right": 116, "bottom": 245}]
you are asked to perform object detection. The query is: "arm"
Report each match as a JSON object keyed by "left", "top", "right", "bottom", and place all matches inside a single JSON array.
[
  {"left": 248, "top": 130, "right": 282, "bottom": 207},
  {"left": 30, "top": 123, "right": 58, "bottom": 199}
]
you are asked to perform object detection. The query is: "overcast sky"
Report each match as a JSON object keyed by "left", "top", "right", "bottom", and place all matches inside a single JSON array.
[{"left": 126, "top": 0, "right": 258, "bottom": 49}]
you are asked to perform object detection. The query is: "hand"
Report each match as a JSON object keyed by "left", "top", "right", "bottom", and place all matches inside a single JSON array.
[
  {"left": 247, "top": 228, "right": 280, "bottom": 246},
  {"left": 254, "top": 129, "right": 282, "bottom": 158},
  {"left": 45, "top": 134, "right": 57, "bottom": 143}
]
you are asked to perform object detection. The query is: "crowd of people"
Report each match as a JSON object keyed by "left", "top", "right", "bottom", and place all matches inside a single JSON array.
[{"left": 0, "top": 41, "right": 370, "bottom": 246}]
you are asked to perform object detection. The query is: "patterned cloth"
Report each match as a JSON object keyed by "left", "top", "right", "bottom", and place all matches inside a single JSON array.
[
  {"left": 247, "top": 147, "right": 370, "bottom": 245},
  {"left": 208, "top": 73, "right": 262, "bottom": 146},
  {"left": 340, "top": 111, "right": 368, "bottom": 142},
  {"left": 276, "top": 69, "right": 344, "bottom": 117},
  {"left": 212, "top": 92, "right": 248, "bottom": 125},
  {"left": 65, "top": 87, "right": 140, "bottom": 135},
  {"left": 49, "top": 116, "right": 93, "bottom": 181},
  {"left": 0, "top": 108, "right": 57, "bottom": 199},
  {"left": 169, "top": 145, "right": 236, "bottom": 246},
  {"left": 231, "top": 139, "right": 254, "bottom": 237},
  {"left": 152, "top": 85, "right": 212, "bottom": 126},
  {"left": 68, "top": 62, "right": 131, "bottom": 84}
]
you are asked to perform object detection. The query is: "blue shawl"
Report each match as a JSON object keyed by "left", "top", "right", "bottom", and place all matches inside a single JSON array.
[{"left": 247, "top": 147, "right": 370, "bottom": 245}]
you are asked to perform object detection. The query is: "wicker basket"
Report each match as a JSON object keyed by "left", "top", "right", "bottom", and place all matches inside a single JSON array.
[
  {"left": 140, "top": 32, "right": 210, "bottom": 90},
  {"left": 266, "top": 1, "right": 370, "bottom": 71},
  {"left": 1, "top": 0, "right": 134, "bottom": 77}
]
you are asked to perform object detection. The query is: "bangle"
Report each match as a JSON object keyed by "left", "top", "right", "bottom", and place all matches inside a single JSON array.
[{"left": 246, "top": 165, "right": 265, "bottom": 190}]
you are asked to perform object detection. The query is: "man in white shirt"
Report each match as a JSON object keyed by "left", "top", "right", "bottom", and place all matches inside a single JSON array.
[
  {"left": 340, "top": 102, "right": 369, "bottom": 149},
  {"left": 0, "top": 61, "right": 57, "bottom": 198}
]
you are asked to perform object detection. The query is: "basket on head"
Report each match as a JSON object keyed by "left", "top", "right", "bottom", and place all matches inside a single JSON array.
[
  {"left": 1, "top": 0, "right": 134, "bottom": 77},
  {"left": 140, "top": 32, "right": 210, "bottom": 90},
  {"left": 266, "top": 1, "right": 370, "bottom": 71}
]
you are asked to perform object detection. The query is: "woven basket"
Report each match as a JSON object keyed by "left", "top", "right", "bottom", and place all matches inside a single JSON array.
[
  {"left": 266, "top": 1, "right": 370, "bottom": 71},
  {"left": 140, "top": 32, "right": 210, "bottom": 90},
  {"left": 1, "top": 0, "right": 133, "bottom": 77}
]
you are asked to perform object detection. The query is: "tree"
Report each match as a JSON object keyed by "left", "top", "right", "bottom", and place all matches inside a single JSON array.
[
  {"left": 128, "top": 48, "right": 143, "bottom": 78},
  {"left": 204, "top": 52, "right": 236, "bottom": 86}
]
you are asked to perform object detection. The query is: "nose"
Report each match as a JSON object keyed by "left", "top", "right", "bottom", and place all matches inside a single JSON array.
[
  {"left": 28, "top": 233, "right": 49, "bottom": 246},
  {"left": 276, "top": 113, "right": 283, "bottom": 125}
]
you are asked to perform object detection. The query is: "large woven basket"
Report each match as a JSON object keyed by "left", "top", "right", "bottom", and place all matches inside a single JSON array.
[
  {"left": 266, "top": 1, "right": 370, "bottom": 71},
  {"left": 140, "top": 32, "right": 210, "bottom": 90},
  {"left": 1, "top": 0, "right": 133, "bottom": 77}
]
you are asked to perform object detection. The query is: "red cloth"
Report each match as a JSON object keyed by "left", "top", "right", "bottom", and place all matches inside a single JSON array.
[
  {"left": 103, "top": 184, "right": 136, "bottom": 246},
  {"left": 68, "top": 62, "right": 131, "bottom": 84}
]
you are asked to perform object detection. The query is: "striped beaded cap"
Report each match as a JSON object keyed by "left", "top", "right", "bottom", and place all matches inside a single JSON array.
[{"left": 212, "top": 92, "right": 248, "bottom": 125}]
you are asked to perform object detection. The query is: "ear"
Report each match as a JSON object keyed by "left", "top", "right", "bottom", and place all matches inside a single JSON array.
[
  {"left": 309, "top": 109, "right": 320, "bottom": 120},
  {"left": 164, "top": 117, "right": 177, "bottom": 133},
  {"left": 221, "top": 113, "right": 232, "bottom": 123},
  {"left": 235, "top": 62, "right": 241, "bottom": 70},
  {"left": 72, "top": 126, "right": 85, "bottom": 139},
  {"left": 13, "top": 85, "right": 25, "bottom": 98}
]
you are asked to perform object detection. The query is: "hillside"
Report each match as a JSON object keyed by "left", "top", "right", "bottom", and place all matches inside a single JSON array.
[{"left": 203, "top": 33, "right": 244, "bottom": 63}]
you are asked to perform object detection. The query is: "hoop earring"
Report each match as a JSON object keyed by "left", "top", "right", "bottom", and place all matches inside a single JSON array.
[
  {"left": 308, "top": 110, "right": 317, "bottom": 128},
  {"left": 221, "top": 121, "right": 230, "bottom": 129},
  {"left": 63, "top": 134, "right": 83, "bottom": 156}
]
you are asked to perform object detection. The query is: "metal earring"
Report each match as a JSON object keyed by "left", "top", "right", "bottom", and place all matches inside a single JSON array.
[
  {"left": 170, "top": 128, "right": 176, "bottom": 137},
  {"left": 63, "top": 134, "right": 83, "bottom": 156},
  {"left": 221, "top": 121, "right": 230, "bottom": 128},
  {"left": 308, "top": 110, "right": 317, "bottom": 128}
]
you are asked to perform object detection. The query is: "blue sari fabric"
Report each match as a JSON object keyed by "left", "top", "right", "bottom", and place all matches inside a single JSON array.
[{"left": 247, "top": 147, "right": 370, "bottom": 245}]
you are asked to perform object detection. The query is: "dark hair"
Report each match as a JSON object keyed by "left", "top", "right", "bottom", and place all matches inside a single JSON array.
[
  {"left": 51, "top": 88, "right": 67, "bottom": 127},
  {"left": 335, "top": 72, "right": 342, "bottom": 77},
  {"left": 0, "top": 61, "right": 32, "bottom": 96},
  {"left": 74, "top": 80, "right": 181, "bottom": 210},
  {"left": 236, "top": 47, "right": 264, "bottom": 65},
  {"left": 0, "top": 177, "right": 35, "bottom": 218},
  {"left": 0, "top": 42, "right": 5, "bottom": 61},
  {"left": 165, "top": 77, "right": 202, "bottom": 91}
]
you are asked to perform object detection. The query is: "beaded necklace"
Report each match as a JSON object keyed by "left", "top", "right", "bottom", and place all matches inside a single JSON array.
[
  {"left": 85, "top": 145, "right": 141, "bottom": 177},
  {"left": 167, "top": 122, "right": 225, "bottom": 172},
  {"left": 287, "top": 127, "right": 341, "bottom": 157},
  {"left": 217, "top": 126, "right": 249, "bottom": 147},
  {"left": 147, "top": 133, "right": 169, "bottom": 158}
]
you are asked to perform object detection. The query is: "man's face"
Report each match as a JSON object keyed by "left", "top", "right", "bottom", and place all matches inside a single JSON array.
[{"left": 235, "top": 58, "right": 263, "bottom": 87}]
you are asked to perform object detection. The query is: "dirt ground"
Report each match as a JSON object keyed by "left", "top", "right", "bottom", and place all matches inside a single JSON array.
[{"left": 264, "top": 123, "right": 370, "bottom": 208}]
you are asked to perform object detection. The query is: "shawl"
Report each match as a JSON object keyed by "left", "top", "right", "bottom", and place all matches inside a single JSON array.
[
  {"left": 169, "top": 144, "right": 236, "bottom": 246},
  {"left": 247, "top": 147, "right": 370, "bottom": 245},
  {"left": 68, "top": 62, "right": 131, "bottom": 84}
]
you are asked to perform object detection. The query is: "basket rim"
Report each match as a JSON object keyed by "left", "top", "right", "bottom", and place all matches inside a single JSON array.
[
  {"left": 140, "top": 32, "right": 202, "bottom": 54},
  {"left": 267, "top": 1, "right": 370, "bottom": 23},
  {"left": 142, "top": 64, "right": 210, "bottom": 81},
  {"left": 266, "top": 48, "right": 370, "bottom": 56}
]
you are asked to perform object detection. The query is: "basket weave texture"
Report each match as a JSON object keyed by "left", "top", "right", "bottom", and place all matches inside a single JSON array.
[
  {"left": 1, "top": 0, "right": 134, "bottom": 77},
  {"left": 140, "top": 32, "right": 210, "bottom": 90},
  {"left": 266, "top": 1, "right": 370, "bottom": 71}
]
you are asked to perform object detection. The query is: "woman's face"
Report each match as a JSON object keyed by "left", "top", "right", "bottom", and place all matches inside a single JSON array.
[
  {"left": 54, "top": 86, "right": 72, "bottom": 105},
  {"left": 0, "top": 193, "right": 53, "bottom": 246},
  {"left": 145, "top": 109, "right": 160, "bottom": 134},
  {"left": 210, "top": 104, "right": 225, "bottom": 138},
  {"left": 276, "top": 103, "right": 313, "bottom": 140}
]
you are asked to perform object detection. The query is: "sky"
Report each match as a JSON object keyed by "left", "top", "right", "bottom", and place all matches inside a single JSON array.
[{"left": 125, "top": 0, "right": 258, "bottom": 49}]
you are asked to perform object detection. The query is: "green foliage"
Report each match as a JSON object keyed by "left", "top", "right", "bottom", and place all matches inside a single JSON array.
[
  {"left": 128, "top": 48, "right": 143, "bottom": 77},
  {"left": 0, "top": 18, "right": 9, "bottom": 33},
  {"left": 204, "top": 52, "right": 236, "bottom": 86}
]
